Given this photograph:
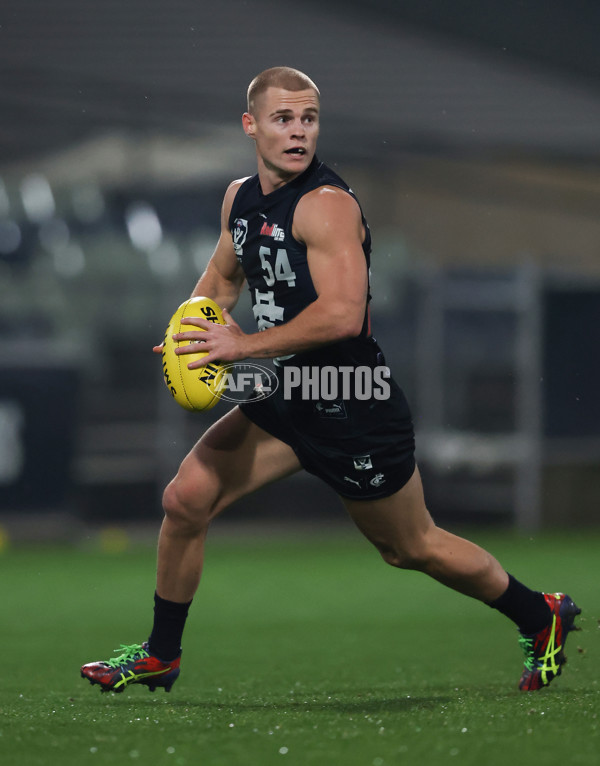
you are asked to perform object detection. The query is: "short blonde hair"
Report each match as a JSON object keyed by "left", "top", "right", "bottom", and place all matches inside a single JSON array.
[{"left": 247, "top": 67, "right": 320, "bottom": 114}]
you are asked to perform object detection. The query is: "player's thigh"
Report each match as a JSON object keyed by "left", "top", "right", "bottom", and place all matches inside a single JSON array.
[
  {"left": 172, "top": 405, "right": 302, "bottom": 516},
  {"left": 340, "top": 465, "right": 434, "bottom": 558}
]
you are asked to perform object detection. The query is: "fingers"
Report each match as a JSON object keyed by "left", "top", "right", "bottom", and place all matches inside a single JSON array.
[
  {"left": 174, "top": 338, "right": 210, "bottom": 355},
  {"left": 172, "top": 321, "right": 215, "bottom": 347},
  {"left": 172, "top": 316, "right": 225, "bottom": 344},
  {"left": 173, "top": 315, "right": 232, "bottom": 348},
  {"left": 172, "top": 332, "right": 207, "bottom": 346},
  {"left": 164, "top": 310, "right": 244, "bottom": 367},
  {"left": 171, "top": 338, "right": 216, "bottom": 367},
  {"left": 221, "top": 307, "right": 240, "bottom": 330},
  {"left": 186, "top": 353, "right": 218, "bottom": 370},
  {"left": 178, "top": 317, "right": 215, "bottom": 330}
]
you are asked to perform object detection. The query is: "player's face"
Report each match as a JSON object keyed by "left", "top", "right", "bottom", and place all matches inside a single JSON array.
[{"left": 244, "top": 87, "right": 320, "bottom": 182}]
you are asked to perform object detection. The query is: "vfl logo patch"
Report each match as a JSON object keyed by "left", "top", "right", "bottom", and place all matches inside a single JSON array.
[
  {"left": 353, "top": 455, "right": 373, "bottom": 471},
  {"left": 232, "top": 218, "right": 248, "bottom": 258},
  {"left": 260, "top": 221, "right": 285, "bottom": 242}
]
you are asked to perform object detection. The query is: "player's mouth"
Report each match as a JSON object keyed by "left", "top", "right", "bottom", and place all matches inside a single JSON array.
[{"left": 284, "top": 147, "right": 307, "bottom": 156}]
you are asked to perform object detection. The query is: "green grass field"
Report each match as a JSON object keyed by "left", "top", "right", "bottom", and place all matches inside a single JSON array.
[{"left": 1, "top": 528, "right": 598, "bottom": 766}]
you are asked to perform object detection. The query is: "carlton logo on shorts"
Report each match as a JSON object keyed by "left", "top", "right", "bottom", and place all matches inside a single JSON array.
[{"left": 369, "top": 473, "right": 386, "bottom": 487}]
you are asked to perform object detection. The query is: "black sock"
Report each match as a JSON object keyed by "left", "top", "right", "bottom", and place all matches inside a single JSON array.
[
  {"left": 488, "top": 574, "right": 551, "bottom": 635},
  {"left": 148, "top": 592, "right": 192, "bottom": 661}
]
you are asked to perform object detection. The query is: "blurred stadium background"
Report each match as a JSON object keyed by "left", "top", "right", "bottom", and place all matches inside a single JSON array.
[{"left": 1, "top": 0, "right": 600, "bottom": 544}]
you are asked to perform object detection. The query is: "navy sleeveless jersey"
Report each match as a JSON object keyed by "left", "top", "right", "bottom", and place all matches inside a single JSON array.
[
  {"left": 233, "top": 158, "right": 416, "bottom": 497},
  {"left": 228, "top": 156, "right": 376, "bottom": 367}
]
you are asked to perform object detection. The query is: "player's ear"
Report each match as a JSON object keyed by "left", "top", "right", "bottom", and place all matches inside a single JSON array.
[{"left": 242, "top": 112, "right": 256, "bottom": 139}]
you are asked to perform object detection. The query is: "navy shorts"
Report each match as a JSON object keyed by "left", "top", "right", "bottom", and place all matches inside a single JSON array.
[{"left": 240, "top": 371, "right": 416, "bottom": 500}]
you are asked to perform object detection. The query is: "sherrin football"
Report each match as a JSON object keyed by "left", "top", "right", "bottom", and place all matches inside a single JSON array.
[{"left": 161, "top": 296, "right": 226, "bottom": 411}]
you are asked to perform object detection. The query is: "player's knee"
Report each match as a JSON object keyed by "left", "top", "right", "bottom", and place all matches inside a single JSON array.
[{"left": 162, "top": 476, "right": 214, "bottom": 534}]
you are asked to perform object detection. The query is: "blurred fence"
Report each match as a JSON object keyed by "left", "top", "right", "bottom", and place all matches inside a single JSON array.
[
  {"left": 2, "top": 1, "right": 600, "bottom": 544},
  {"left": 1, "top": 155, "right": 600, "bottom": 537}
]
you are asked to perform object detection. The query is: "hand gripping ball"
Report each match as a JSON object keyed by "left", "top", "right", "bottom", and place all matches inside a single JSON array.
[{"left": 161, "top": 296, "right": 226, "bottom": 411}]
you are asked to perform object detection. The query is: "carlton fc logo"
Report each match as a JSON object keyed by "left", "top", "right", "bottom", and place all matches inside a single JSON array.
[{"left": 232, "top": 218, "right": 248, "bottom": 258}]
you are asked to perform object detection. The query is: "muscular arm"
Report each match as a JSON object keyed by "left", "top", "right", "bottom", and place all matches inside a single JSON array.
[
  {"left": 177, "top": 186, "right": 369, "bottom": 366},
  {"left": 244, "top": 186, "right": 368, "bottom": 357},
  {"left": 189, "top": 179, "right": 247, "bottom": 311}
]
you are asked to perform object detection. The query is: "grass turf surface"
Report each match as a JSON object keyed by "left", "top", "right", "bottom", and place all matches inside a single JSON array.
[{"left": 0, "top": 529, "right": 598, "bottom": 766}]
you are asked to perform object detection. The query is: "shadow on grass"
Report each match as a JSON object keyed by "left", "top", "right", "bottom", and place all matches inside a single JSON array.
[{"left": 93, "top": 692, "right": 454, "bottom": 715}]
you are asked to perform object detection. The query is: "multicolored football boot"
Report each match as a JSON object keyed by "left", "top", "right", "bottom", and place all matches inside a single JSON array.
[
  {"left": 518, "top": 593, "right": 581, "bottom": 691},
  {"left": 81, "top": 642, "right": 180, "bottom": 693}
]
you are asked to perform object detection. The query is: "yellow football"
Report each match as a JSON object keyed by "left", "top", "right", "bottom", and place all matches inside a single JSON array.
[{"left": 161, "top": 296, "right": 226, "bottom": 411}]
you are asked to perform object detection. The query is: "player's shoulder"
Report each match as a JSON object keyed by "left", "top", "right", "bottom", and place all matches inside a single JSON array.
[
  {"left": 293, "top": 185, "right": 363, "bottom": 244},
  {"left": 222, "top": 176, "right": 252, "bottom": 223},
  {"left": 225, "top": 176, "right": 252, "bottom": 201},
  {"left": 296, "top": 184, "right": 362, "bottom": 221}
]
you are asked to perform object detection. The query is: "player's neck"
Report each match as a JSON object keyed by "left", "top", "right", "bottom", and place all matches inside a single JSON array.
[{"left": 256, "top": 158, "right": 301, "bottom": 196}]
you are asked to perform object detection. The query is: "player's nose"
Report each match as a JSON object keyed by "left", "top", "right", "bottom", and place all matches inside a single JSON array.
[{"left": 290, "top": 118, "right": 306, "bottom": 136}]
